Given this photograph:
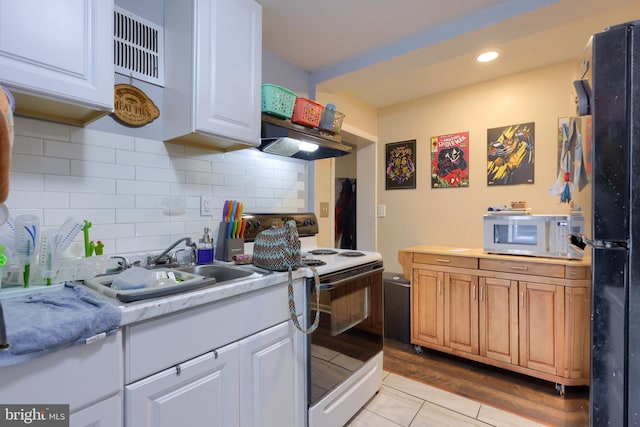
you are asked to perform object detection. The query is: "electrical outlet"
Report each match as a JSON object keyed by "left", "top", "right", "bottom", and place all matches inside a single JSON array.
[
  {"left": 320, "top": 202, "right": 329, "bottom": 218},
  {"left": 200, "top": 195, "right": 213, "bottom": 216}
]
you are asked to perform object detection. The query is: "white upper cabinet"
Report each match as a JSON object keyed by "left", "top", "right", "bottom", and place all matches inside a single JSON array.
[
  {"left": 0, "top": 0, "right": 114, "bottom": 126},
  {"left": 164, "top": 0, "right": 262, "bottom": 150}
]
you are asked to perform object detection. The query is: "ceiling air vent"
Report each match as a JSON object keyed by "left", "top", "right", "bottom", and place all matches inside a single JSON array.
[{"left": 114, "top": 6, "right": 164, "bottom": 86}]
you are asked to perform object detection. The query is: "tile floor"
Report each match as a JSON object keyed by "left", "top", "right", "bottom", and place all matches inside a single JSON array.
[{"left": 345, "top": 371, "right": 549, "bottom": 427}]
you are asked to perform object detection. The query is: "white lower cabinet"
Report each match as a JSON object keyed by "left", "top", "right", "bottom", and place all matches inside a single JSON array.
[
  {"left": 239, "top": 320, "right": 305, "bottom": 427},
  {"left": 125, "top": 342, "right": 240, "bottom": 427},
  {"left": 69, "top": 394, "right": 122, "bottom": 427},
  {"left": 0, "top": 331, "right": 123, "bottom": 427},
  {"left": 123, "top": 280, "right": 306, "bottom": 427},
  {"left": 125, "top": 319, "right": 303, "bottom": 427}
]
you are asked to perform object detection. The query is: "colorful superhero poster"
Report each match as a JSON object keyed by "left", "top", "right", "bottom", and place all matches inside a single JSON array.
[
  {"left": 385, "top": 140, "right": 416, "bottom": 190},
  {"left": 487, "top": 122, "right": 535, "bottom": 185},
  {"left": 430, "top": 131, "right": 469, "bottom": 188}
]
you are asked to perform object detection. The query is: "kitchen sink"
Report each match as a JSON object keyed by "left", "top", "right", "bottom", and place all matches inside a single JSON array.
[
  {"left": 83, "top": 264, "right": 265, "bottom": 303},
  {"left": 175, "top": 264, "right": 254, "bottom": 282}
]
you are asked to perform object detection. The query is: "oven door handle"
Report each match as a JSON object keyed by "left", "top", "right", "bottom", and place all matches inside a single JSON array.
[{"left": 319, "top": 266, "right": 385, "bottom": 290}]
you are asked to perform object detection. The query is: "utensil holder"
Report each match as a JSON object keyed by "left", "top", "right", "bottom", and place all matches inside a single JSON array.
[{"left": 215, "top": 223, "right": 244, "bottom": 261}]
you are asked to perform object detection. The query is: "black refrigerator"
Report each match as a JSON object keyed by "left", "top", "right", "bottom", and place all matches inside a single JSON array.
[{"left": 573, "top": 21, "right": 640, "bottom": 427}]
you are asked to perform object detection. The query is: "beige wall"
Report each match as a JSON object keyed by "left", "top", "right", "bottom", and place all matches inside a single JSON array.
[{"left": 377, "top": 60, "right": 592, "bottom": 273}]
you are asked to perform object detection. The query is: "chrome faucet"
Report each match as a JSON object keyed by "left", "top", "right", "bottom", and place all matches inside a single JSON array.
[
  {"left": 0, "top": 301, "right": 9, "bottom": 350},
  {"left": 148, "top": 237, "right": 197, "bottom": 267}
]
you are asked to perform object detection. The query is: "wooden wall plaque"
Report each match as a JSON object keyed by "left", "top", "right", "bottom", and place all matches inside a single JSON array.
[{"left": 113, "top": 84, "right": 160, "bottom": 126}]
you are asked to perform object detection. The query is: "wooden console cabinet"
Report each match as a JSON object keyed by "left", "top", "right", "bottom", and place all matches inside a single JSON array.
[{"left": 399, "top": 246, "right": 591, "bottom": 393}]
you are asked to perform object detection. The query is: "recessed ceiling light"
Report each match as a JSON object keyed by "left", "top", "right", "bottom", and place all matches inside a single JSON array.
[{"left": 476, "top": 50, "right": 500, "bottom": 63}]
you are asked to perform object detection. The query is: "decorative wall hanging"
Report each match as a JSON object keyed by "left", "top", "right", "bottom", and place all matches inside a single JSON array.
[
  {"left": 487, "top": 122, "right": 535, "bottom": 185},
  {"left": 112, "top": 84, "right": 160, "bottom": 127},
  {"left": 385, "top": 140, "right": 416, "bottom": 190},
  {"left": 549, "top": 117, "right": 589, "bottom": 203},
  {"left": 430, "top": 131, "right": 469, "bottom": 188}
]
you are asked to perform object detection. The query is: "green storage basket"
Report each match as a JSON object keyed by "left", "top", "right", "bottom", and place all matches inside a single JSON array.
[{"left": 261, "top": 84, "right": 297, "bottom": 119}]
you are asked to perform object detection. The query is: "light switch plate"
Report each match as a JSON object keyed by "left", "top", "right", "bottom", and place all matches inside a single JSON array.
[
  {"left": 200, "top": 195, "right": 213, "bottom": 216},
  {"left": 377, "top": 204, "right": 386, "bottom": 217},
  {"left": 320, "top": 202, "right": 329, "bottom": 218}
]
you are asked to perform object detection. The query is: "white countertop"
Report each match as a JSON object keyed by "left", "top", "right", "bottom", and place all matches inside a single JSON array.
[{"left": 95, "top": 268, "right": 298, "bottom": 326}]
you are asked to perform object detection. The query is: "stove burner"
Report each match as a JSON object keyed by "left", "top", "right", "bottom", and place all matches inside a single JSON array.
[
  {"left": 338, "top": 251, "right": 365, "bottom": 257},
  {"left": 308, "top": 249, "right": 338, "bottom": 255},
  {"left": 302, "top": 259, "right": 326, "bottom": 267}
]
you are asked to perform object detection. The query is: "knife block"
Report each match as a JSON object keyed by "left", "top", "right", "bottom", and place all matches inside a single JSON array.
[{"left": 215, "top": 223, "right": 244, "bottom": 261}]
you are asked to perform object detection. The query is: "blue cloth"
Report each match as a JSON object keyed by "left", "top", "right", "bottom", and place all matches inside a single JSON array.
[{"left": 0, "top": 283, "right": 121, "bottom": 366}]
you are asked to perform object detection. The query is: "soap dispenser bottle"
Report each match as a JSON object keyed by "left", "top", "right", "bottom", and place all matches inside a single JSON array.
[{"left": 197, "top": 227, "right": 214, "bottom": 265}]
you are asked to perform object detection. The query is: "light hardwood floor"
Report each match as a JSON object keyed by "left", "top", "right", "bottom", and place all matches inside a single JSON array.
[{"left": 346, "top": 339, "right": 589, "bottom": 427}]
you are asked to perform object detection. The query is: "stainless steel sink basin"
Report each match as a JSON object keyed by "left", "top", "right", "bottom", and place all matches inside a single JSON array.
[{"left": 176, "top": 264, "right": 255, "bottom": 282}]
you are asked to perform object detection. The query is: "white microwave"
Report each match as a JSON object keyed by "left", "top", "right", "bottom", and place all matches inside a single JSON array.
[{"left": 483, "top": 213, "right": 585, "bottom": 259}]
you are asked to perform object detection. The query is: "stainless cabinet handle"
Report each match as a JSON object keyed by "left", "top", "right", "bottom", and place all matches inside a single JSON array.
[
  {"left": 510, "top": 265, "right": 529, "bottom": 271},
  {"left": 435, "top": 258, "right": 451, "bottom": 263},
  {"left": 480, "top": 286, "right": 484, "bottom": 302},
  {"left": 473, "top": 285, "right": 476, "bottom": 300},
  {"left": 520, "top": 292, "right": 525, "bottom": 307},
  {"left": 438, "top": 280, "right": 442, "bottom": 295}
]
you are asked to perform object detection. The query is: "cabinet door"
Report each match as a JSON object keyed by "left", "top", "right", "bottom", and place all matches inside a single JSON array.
[
  {"left": 479, "top": 277, "right": 518, "bottom": 364},
  {"left": 519, "top": 282, "right": 564, "bottom": 375},
  {"left": 412, "top": 268, "right": 444, "bottom": 346},
  {"left": 239, "top": 319, "right": 305, "bottom": 427},
  {"left": 0, "top": 0, "right": 113, "bottom": 116},
  {"left": 564, "top": 286, "right": 591, "bottom": 380},
  {"left": 126, "top": 343, "right": 240, "bottom": 427},
  {"left": 444, "top": 272, "right": 479, "bottom": 354},
  {"left": 70, "top": 394, "right": 121, "bottom": 427}
]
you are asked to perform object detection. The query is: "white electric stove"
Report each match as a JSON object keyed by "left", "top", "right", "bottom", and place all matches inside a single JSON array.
[{"left": 242, "top": 212, "right": 385, "bottom": 427}]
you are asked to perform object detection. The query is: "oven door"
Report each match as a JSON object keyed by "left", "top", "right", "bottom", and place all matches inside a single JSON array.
[{"left": 307, "top": 265, "right": 384, "bottom": 407}]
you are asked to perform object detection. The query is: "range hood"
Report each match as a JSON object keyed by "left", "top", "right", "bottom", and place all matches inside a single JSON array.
[{"left": 259, "top": 114, "right": 353, "bottom": 160}]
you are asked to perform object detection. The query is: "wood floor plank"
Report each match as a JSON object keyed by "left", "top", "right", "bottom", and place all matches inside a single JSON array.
[{"left": 383, "top": 338, "right": 589, "bottom": 427}]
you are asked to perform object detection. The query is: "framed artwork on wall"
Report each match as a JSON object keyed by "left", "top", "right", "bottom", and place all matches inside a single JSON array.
[
  {"left": 430, "top": 131, "right": 469, "bottom": 188},
  {"left": 487, "top": 122, "right": 535, "bottom": 185},
  {"left": 385, "top": 140, "right": 416, "bottom": 190}
]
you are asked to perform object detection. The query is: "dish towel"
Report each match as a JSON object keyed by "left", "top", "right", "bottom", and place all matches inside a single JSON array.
[{"left": 0, "top": 284, "right": 121, "bottom": 366}]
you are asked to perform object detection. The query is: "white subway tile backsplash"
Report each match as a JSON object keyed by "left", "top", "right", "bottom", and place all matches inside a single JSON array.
[
  {"left": 46, "top": 175, "right": 116, "bottom": 194},
  {"left": 14, "top": 116, "right": 69, "bottom": 141},
  {"left": 70, "top": 127, "right": 135, "bottom": 150},
  {"left": 45, "top": 139, "right": 116, "bottom": 162},
  {"left": 169, "top": 183, "right": 213, "bottom": 196},
  {"left": 116, "top": 149, "right": 172, "bottom": 168},
  {"left": 46, "top": 208, "right": 115, "bottom": 226},
  {"left": 9, "top": 172, "right": 44, "bottom": 191},
  {"left": 116, "top": 208, "right": 167, "bottom": 224},
  {"left": 70, "top": 160, "right": 135, "bottom": 179},
  {"left": 134, "top": 137, "right": 183, "bottom": 155},
  {"left": 170, "top": 156, "right": 211, "bottom": 173},
  {"left": 136, "top": 222, "right": 185, "bottom": 237},
  {"left": 9, "top": 117, "right": 310, "bottom": 257},
  {"left": 5, "top": 191, "right": 69, "bottom": 210},
  {"left": 12, "top": 135, "right": 44, "bottom": 155},
  {"left": 116, "top": 180, "right": 167, "bottom": 195},
  {"left": 11, "top": 154, "right": 70, "bottom": 175},
  {"left": 185, "top": 171, "right": 219, "bottom": 185},
  {"left": 136, "top": 166, "right": 185, "bottom": 183},
  {"left": 70, "top": 193, "right": 135, "bottom": 209}
]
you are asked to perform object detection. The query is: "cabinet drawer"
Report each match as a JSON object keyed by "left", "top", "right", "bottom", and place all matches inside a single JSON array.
[
  {"left": 565, "top": 265, "right": 590, "bottom": 280},
  {"left": 414, "top": 253, "right": 478, "bottom": 269},
  {"left": 480, "top": 259, "right": 565, "bottom": 278}
]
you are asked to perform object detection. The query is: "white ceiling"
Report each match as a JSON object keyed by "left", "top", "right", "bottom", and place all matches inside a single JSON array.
[{"left": 260, "top": 0, "right": 640, "bottom": 108}]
